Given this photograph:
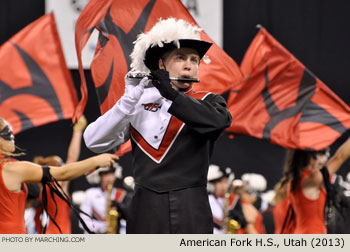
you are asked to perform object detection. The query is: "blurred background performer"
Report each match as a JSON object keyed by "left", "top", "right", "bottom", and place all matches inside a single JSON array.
[
  {"left": 79, "top": 164, "right": 130, "bottom": 234},
  {"left": 233, "top": 174, "right": 267, "bottom": 234},
  {"left": 24, "top": 183, "right": 41, "bottom": 234},
  {"left": 207, "top": 164, "right": 246, "bottom": 234},
  {"left": 0, "top": 117, "right": 118, "bottom": 234},
  {"left": 285, "top": 137, "right": 350, "bottom": 234},
  {"left": 273, "top": 164, "right": 296, "bottom": 234},
  {"left": 32, "top": 115, "right": 87, "bottom": 234},
  {"left": 207, "top": 164, "right": 230, "bottom": 234}
]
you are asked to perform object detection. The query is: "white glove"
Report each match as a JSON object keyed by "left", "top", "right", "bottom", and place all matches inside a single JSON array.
[{"left": 118, "top": 71, "right": 149, "bottom": 114}]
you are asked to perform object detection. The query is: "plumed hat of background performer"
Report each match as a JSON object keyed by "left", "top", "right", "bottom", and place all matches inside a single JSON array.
[
  {"left": 207, "top": 164, "right": 233, "bottom": 194},
  {"left": 261, "top": 190, "right": 276, "bottom": 206},
  {"left": 207, "top": 164, "right": 224, "bottom": 182},
  {"left": 130, "top": 18, "right": 212, "bottom": 73},
  {"left": 207, "top": 164, "right": 233, "bottom": 183},
  {"left": 241, "top": 173, "right": 267, "bottom": 193},
  {"left": 71, "top": 190, "right": 86, "bottom": 206},
  {"left": 86, "top": 162, "right": 123, "bottom": 185}
]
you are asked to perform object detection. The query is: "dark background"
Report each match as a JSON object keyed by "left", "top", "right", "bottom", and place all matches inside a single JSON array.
[{"left": 1, "top": 0, "right": 350, "bottom": 191}]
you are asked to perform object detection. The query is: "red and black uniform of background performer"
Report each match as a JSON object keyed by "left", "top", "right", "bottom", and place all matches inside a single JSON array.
[{"left": 0, "top": 157, "right": 28, "bottom": 234}]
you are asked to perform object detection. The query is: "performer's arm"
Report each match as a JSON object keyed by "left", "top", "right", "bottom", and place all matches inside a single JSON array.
[
  {"left": 326, "top": 136, "right": 350, "bottom": 177},
  {"left": 83, "top": 75, "right": 148, "bottom": 153},
  {"left": 306, "top": 136, "right": 350, "bottom": 187},
  {"left": 169, "top": 92, "right": 232, "bottom": 135},
  {"left": 2, "top": 154, "right": 118, "bottom": 191},
  {"left": 83, "top": 102, "right": 132, "bottom": 153},
  {"left": 66, "top": 115, "right": 87, "bottom": 164}
]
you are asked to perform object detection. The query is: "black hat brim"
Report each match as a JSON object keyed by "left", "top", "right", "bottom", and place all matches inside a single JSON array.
[
  {"left": 144, "top": 39, "right": 212, "bottom": 71},
  {"left": 98, "top": 167, "right": 116, "bottom": 176}
]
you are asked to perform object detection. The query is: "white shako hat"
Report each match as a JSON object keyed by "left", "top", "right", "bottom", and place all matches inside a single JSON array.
[
  {"left": 86, "top": 162, "right": 123, "bottom": 184},
  {"left": 207, "top": 164, "right": 233, "bottom": 182},
  {"left": 130, "top": 17, "right": 212, "bottom": 73},
  {"left": 241, "top": 173, "right": 267, "bottom": 192},
  {"left": 207, "top": 164, "right": 224, "bottom": 182}
]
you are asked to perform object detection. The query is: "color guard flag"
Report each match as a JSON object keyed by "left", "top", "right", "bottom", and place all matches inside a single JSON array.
[
  {"left": 226, "top": 27, "right": 350, "bottom": 150},
  {"left": 0, "top": 13, "right": 77, "bottom": 134}
]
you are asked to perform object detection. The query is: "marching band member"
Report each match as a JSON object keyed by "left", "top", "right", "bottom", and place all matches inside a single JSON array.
[{"left": 83, "top": 18, "right": 232, "bottom": 233}]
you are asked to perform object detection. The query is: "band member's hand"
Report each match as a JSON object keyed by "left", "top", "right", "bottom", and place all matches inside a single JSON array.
[
  {"left": 73, "top": 115, "right": 87, "bottom": 132},
  {"left": 94, "top": 153, "right": 119, "bottom": 169},
  {"left": 86, "top": 153, "right": 119, "bottom": 176},
  {"left": 119, "top": 72, "right": 149, "bottom": 113},
  {"left": 150, "top": 69, "right": 178, "bottom": 101},
  {"left": 125, "top": 70, "right": 147, "bottom": 86}
]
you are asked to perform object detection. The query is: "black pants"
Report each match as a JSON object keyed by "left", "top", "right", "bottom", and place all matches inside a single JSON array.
[{"left": 126, "top": 185, "right": 213, "bottom": 234}]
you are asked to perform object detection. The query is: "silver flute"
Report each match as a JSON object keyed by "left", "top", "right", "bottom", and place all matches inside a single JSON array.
[{"left": 127, "top": 72, "right": 200, "bottom": 83}]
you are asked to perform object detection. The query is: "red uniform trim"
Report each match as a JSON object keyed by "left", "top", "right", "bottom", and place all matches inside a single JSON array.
[{"left": 114, "top": 188, "right": 126, "bottom": 203}]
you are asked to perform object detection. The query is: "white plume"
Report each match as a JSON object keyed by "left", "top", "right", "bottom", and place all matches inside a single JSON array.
[
  {"left": 261, "top": 190, "right": 276, "bottom": 205},
  {"left": 130, "top": 18, "right": 202, "bottom": 73},
  {"left": 207, "top": 164, "right": 223, "bottom": 182},
  {"left": 71, "top": 190, "right": 86, "bottom": 206},
  {"left": 241, "top": 173, "right": 267, "bottom": 192}
]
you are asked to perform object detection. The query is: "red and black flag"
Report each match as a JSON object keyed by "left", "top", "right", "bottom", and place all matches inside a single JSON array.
[
  {"left": 0, "top": 13, "right": 77, "bottom": 135},
  {"left": 74, "top": 0, "right": 112, "bottom": 121},
  {"left": 75, "top": 0, "right": 242, "bottom": 117},
  {"left": 226, "top": 27, "right": 350, "bottom": 150}
]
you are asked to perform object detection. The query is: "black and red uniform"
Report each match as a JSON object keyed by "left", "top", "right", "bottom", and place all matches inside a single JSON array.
[{"left": 84, "top": 87, "right": 232, "bottom": 233}]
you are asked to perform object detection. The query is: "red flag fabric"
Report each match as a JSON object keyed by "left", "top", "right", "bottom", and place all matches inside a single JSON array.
[
  {"left": 74, "top": 0, "right": 112, "bottom": 122},
  {"left": 75, "top": 0, "right": 243, "bottom": 115},
  {"left": 0, "top": 13, "right": 77, "bottom": 135},
  {"left": 226, "top": 27, "right": 350, "bottom": 150},
  {"left": 115, "top": 139, "right": 132, "bottom": 157}
]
